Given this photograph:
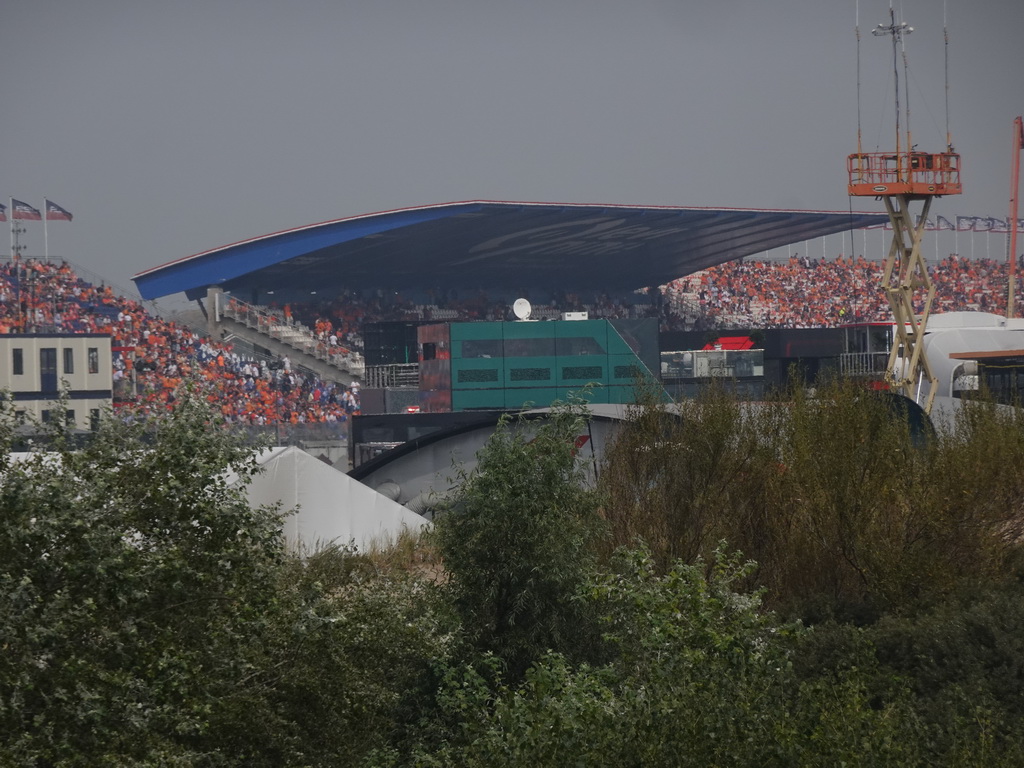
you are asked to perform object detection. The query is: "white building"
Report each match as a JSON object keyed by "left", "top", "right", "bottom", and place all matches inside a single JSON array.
[{"left": 0, "top": 334, "right": 113, "bottom": 430}]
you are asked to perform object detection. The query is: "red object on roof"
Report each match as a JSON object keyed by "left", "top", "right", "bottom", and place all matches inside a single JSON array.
[{"left": 702, "top": 335, "right": 754, "bottom": 351}]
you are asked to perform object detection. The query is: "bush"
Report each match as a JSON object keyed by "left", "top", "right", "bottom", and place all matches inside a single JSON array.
[
  {"left": 599, "top": 380, "right": 1024, "bottom": 619},
  {"left": 0, "top": 396, "right": 450, "bottom": 766},
  {"left": 0, "top": 394, "right": 284, "bottom": 763},
  {"left": 419, "top": 546, "right": 933, "bottom": 767},
  {"left": 430, "top": 402, "right": 604, "bottom": 681}
]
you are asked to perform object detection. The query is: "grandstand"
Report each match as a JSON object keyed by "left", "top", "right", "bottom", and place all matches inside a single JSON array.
[
  {"left": 5, "top": 200, "right": 1019, "bottom": 434},
  {"left": 5, "top": 244, "right": 1020, "bottom": 434},
  {"left": 129, "top": 200, "right": 888, "bottom": 398},
  {"left": 0, "top": 258, "right": 361, "bottom": 442}
]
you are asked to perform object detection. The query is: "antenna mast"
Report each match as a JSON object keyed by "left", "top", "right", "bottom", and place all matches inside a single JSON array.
[
  {"left": 848, "top": 7, "right": 962, "bottom": 414},
  {"left": 944, "top": 1, "right": 953, "bottom": 151}
]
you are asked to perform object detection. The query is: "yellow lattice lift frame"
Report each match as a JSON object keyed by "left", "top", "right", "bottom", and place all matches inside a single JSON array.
[
  {"left": 848, "top": 155, "right": 961, "bottom": 414},
  {"left": 883, "top": 193, "right": 938, "bottom": 411}
]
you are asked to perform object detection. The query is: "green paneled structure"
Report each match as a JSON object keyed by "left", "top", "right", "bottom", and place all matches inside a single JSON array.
[{"left": 419, "top": 318, "right": 662, "bottom": 412}]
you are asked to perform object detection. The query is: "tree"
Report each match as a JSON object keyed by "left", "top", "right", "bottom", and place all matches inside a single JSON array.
[
  {"left": 598, "top": 382, "right": 784, "bottom": 571},
  {"left": 431, "top": 402, "right": 603, "bottom": 681},
  {"left": 212, "top": 543, "right": 451, "bottom": 767},
  {"left": 419, "top": 546, "right": 936, "bottom": 768},
  {"left": 600, "top": 379, "right": 1024, "bottom": 619},
  {"left": 0, "top": 395, "right": 458, "bottom": 766},
  {"left": 0, "top": 394, "right": 286, "bottom": 763}
]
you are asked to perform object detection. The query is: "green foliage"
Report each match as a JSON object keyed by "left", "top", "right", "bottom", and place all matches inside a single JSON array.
[
  {"left": 871, "top": 579, "right": 1024, "bottom": 761},
  {"left": 773, "top": 384, "right": 1024, "bottom": 616},
  {"left": 600, "top": 379, "right": 1024, "bottom": 619},
  {"left": 0, "top": 396, "right": 450, "bottom": 766},
  {"left": 431, "top": 402, "right": 603, "bottom": 680},
  {"left": 0, "top": 394, "right": 284, "bottom": 764},
  {"left": 418, "top": 546, "right": 936, "bottom": 767},
  {"left": 430, "top": 405, "right": 602, "bottom": 684},
  {"left": 217, "top": 545, "right": 453, "bottom": 767},
  {"left": 769, "top": 380, "right": 933, "bottom": 616},
  {"left": 795, "top": 585, "right": 1024, "bottom": 767},
  {"left": 5, "top": 382, "right": 1024, "bottom": 765},
  {"left": 598, "top": 383, "right": 783, "bottom": 572},
  {"left": 924, "top": 399, "right": 1024, "bottom": 583}
]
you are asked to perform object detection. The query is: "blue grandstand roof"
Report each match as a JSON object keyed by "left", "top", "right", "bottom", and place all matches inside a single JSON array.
[{"left": 132, "top": 200, "right": 889, "bottom": 300}]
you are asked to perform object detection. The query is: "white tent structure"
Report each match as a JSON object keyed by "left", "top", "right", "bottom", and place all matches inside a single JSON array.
[
  {"left": 241, "top": 446, "right": 430, "bottom": 551},
  {"left": 7, "top": 446, "right": 427, "bottom": 553}
]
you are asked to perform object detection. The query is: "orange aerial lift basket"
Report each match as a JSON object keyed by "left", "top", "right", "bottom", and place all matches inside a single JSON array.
[{"left": 847, "top": 151, "right": 962, "bottom": 198}]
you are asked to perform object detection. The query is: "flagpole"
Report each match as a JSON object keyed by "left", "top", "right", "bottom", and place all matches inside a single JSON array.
[
  {"left": 43, "top": 197, "right": 49, "bottom": 262},
  {"left": 10, "top": 198, "right": 19, "bottom": 333}
]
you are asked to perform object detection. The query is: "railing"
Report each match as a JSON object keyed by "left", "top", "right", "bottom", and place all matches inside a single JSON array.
[
  {"left": 665, "top": 288, "right": 731, "bottom": 330},
  {"left": 216, "top": 294, "right": 364, "bottom": 378},
  {"left": 847, "top": 152, "right": 961, "bottom": 195},
  {"left": 226, "top": 421, "right": 351, "bottom": 446},
  {"left": 840, "top": 352, "right": 890, "bottom": 377}
]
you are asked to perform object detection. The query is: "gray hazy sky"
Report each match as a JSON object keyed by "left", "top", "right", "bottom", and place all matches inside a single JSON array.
[{"left": 3, "top": 0, "right": 1022, "bottom": 294}]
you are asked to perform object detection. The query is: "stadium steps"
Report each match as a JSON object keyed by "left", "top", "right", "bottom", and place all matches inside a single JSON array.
[
  {"left": 214, "top": 315, "right": 362, "bottom": 387},
  {"left": 211, "top": 294, "right": 363, "bottom": 385}
]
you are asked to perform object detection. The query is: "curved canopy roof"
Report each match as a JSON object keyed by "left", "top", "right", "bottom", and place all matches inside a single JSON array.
[{"left": 132, "top": 200, "right": 888, "bottom": 300}]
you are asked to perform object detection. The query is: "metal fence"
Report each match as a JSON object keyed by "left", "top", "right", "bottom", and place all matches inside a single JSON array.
[
  {"left": 227, "top": 421, "right": 350, "bottom": 446},
  {"left": 839, "top": 352, "right": 890, "bottom": 377}
]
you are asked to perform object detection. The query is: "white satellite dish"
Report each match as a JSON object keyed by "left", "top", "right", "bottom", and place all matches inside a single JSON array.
[{"left": 512, "top": 298, "right": 532, "bottom": 320}]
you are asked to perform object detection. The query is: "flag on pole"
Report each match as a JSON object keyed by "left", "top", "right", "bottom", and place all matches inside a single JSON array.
[
  {"left": 45, "top": 199, "right": 73, "bottom": 221},
  {"left": 0, "top": 203, "right": 7, "bottom": 222},
  {"left": 11, "top": 199, "right": 42, "bottom": 220}
]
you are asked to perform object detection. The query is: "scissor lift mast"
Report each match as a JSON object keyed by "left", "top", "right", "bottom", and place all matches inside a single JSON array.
[{"left": 848, "top": 9, "right": 961, "bottom": 414}]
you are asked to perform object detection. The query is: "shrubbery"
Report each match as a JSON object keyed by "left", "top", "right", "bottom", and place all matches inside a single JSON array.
[
  {"left": 600, "top": 380, "right": 1024, "bottom": 619},
  {"left": 0, "top": 396, "right": 449, "bottom": 766},
  {"left": 3, "top": 384, "right": 1023, "bottom": 765}
]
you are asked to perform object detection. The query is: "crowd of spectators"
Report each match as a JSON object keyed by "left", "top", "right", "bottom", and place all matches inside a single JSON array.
[
  {"left": 0, "top": 259, "right": 360, "bottom": 430},
  {"left": 280, "top": 255, "right": 1024, "bottom": 337},
  {"left": 667, "top": 254, "right": 1024, "bottom": 329}
]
